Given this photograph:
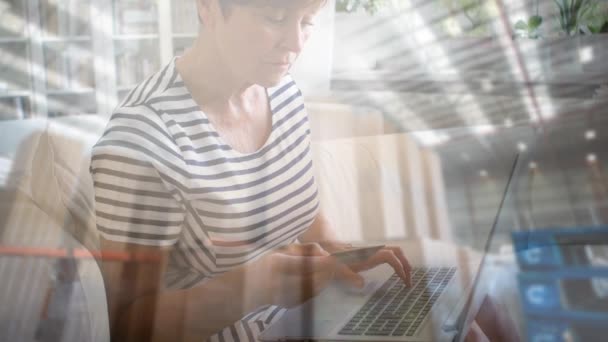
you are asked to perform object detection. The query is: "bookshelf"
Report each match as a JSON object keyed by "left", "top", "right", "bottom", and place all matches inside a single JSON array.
[
  {"left": 107, "top": 0, "right": 199, "bottom": 107},
  {"left": 0, "top": 0, "right": 200, "bottom": 120},
  {"left": 0, "top": 0, "right": 32, "bottom": 120}
]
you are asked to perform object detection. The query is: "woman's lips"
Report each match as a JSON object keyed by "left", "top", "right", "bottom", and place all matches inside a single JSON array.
[{"left": 267, "top": 62, "right": 291, "bottom": 70}]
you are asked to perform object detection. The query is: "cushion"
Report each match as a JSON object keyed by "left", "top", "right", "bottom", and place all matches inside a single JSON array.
[
  {"left": 0, "top": 119, "right": 49, "bottom": 197},
  {"left": 0, "top": 193, "right": 109, "bottom": 342},
  {"left": 306, "top": 102, "right": 385, "bottom": 141},
  {"left": 311, "top": 133, "right": 452, "bottom": 243},
  {"left": 29, "top": 116, "right": 107, "bottom": 253}
]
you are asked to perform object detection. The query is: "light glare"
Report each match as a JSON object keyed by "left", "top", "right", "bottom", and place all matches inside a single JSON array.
[
  {"left": 517, "top": 142, "right": 527, "bottom": 152},
  {"left": 585, "top": 130, "right": 597, "bottom": 140}
]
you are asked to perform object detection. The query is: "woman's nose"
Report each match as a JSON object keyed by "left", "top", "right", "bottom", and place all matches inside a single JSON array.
[{"left": 282, "top": 24, "right": 306, "bottom": 54}]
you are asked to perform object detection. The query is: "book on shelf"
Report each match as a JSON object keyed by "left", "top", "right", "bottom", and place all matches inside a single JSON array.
[
  {"left": 44, "top": 47, "right": 64, "bottom": 89},
  {"left": 47, "top": 92, "right": 96, "bottom": 117},
  {"left": 0, "top": 96, "right": 29, "bottom": 120},
  {"left": 0, "top": 43, "right": 31, "bottom": 91},
  {"left": 171, "top": 0, "right": 199, "bottom": 35},
  {"left": 42, "top": 0, "right": 91, "bottom": 37},
  {"left": 14, "top": 96, "right": 26, "bottom": 119},
  {"left": 114, "top": 0, "right": 158, "bottom": 35},
  {"left": 67, "top": 47, "right": 94, "bottom": 89},
  {"left": 0, "top": 0, "right": 27, "bottom": 37},
  {"left": 116, "top": 51, "right": 156, "bottom": 87},
  {"left": 44, "top": 45, "right": 94, "bottom": 90},
  {"left": 58, "top": 0, "right": 69, "bottom": 37}
]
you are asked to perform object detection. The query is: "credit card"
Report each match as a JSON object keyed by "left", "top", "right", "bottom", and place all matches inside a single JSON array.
[{"left": 331, "top": 245, "right": 385, "bottom": 264}]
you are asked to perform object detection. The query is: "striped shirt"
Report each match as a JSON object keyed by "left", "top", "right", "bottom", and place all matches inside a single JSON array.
[{"left": 91, "top": 58, "right": 320, "bottom": 341}]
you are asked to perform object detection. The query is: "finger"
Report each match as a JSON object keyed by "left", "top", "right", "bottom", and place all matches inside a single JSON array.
[
  {"left": 335, "top": 263, "right": 365, "bottom": 288},
  {"left": 385, "top": 246, "right": 412, "bottom": 286},
  {"left": 366, "top": 250, "right": 408, "bottom": 284}
]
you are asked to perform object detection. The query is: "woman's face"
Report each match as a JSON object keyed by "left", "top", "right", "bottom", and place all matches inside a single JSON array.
[{"left": 201, "top": 0, "right": 324, "bottom": 87}]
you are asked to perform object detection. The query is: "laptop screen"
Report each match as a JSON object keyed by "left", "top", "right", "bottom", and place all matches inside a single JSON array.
[{"left": 454, "top": 149, "right": 525, "bottom": 341}]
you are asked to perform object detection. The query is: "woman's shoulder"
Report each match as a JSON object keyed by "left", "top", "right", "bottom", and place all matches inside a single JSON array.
[
  {"left": 93, "top": 104, "right": 179, "bottom": 162},
  {"left": 104, "top": 104, "right": 170, "bottom": 134},
  {"left": 118, "top": 59, "right": 181, "bottom": 109},
  {"left": 270, "top": 73, "right": 299, "bottom": 95},
  {"left": 98, "top": 58, "right": 196, "bottom": 144},
  {"left": 267, "top": 73, "right": 305, "bottom": 110}
]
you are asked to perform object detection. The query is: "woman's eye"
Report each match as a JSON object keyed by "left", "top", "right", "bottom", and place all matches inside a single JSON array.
[
  {"left": 261, "top": 9, "right": 287, "bottom": 24},
  {"left": 265, "top": 15, "right": 285, "bottom": 24}
]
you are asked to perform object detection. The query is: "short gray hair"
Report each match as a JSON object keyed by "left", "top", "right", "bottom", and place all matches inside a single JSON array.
[{"left": 197, "top": 0, "right": 328, "bottom": 23}]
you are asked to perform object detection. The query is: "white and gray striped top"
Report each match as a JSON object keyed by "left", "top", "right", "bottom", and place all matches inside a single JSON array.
[{"left": 91, "top": 58, "right": 320, "bottom": 341}]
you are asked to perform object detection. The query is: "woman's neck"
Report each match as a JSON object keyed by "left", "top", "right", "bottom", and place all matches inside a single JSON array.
[{"left": 176, "top": 35, "right": 261, "bottom": 116}]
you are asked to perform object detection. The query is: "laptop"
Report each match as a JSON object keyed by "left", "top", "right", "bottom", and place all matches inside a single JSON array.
[{"left": 259, "top": 153, "right": 521, "bottom": 342}]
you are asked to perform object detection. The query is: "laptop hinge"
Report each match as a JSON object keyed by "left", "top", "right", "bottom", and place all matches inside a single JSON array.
[{"left": 442, "top": 292, "right": 467, "bottom": 332}]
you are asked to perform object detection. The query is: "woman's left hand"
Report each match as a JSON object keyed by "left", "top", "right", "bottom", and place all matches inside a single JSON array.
[
  {"left": 318, "top": 241, "right": 412, "bottom": 288},
  {"left": 312, "top": 242, "right": 519, "bottom": 341}
]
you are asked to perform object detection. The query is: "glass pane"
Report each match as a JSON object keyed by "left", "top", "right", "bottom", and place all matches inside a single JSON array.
[
  {"left": 47, "top": 92, "right": 96, "bottom": 116},
  {"left": 39, "top": 0, "right": 92, "bottom": 37},
  {"left": 114, "top": 39, "right": 160, "bottom": 88},
  {"left": 43, "top": 41, "right": 95, "bottom": 91},
  {"left": 0, "top": 42, "right": 31, "bottom": 92},
  {"left": 0, "top": 96, "right": 32, "bottom": 120}
]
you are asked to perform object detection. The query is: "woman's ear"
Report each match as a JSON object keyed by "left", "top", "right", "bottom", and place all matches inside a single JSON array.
[{"left": 196, "top": 0, "right": 214, "bottom": 27}]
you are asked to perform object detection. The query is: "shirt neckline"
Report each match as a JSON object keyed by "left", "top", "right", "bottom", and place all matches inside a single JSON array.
[{"left": 171, "top": 57, "right": 278, "bottom": 158}]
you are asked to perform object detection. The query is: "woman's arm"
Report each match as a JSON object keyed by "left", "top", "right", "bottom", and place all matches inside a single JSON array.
[
  {"left": 297, "top": 208, "right": 343, "bottom": 247},
  {"left": 298, "top": 208, "right": 413, "bottom": 286},
  {"left": 101, "top": 238, "right": 339, "bottom": 342},
  {"left": 101, "top": 238, "right": 268, "bottom": 342}
]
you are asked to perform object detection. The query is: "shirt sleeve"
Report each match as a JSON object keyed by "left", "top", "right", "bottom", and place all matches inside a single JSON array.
[{"left": 90, "top": 106, "right": 185, "bottom": 247}]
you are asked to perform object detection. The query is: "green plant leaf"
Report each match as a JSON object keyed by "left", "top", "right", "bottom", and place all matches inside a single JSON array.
[
  {"left": 335, "top": 0, "right": 392, "bottom": 15},
  {"left": 554, "top": 0, "right": 567, "bottom": 32},
  {"left": 528, "top": 15, "right": 543, "bottom": 29},
  {"left": 514, "top": 20, "right": 528, "bottom": 31},
  {"left": 561, "top": 0, "right": 571, "bottom": 26}
]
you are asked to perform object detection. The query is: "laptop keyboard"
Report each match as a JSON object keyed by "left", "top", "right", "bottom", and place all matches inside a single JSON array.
[{"left": 338, "top": 267, "right": 456, "bottom": 337}]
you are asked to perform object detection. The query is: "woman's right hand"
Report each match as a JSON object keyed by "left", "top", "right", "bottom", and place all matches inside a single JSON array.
[{"left": 253, "top": 243, "right": 341, "bottom": 308}]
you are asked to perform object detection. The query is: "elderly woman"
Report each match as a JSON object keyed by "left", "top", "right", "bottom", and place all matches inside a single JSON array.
[{"left": 91, "top": 0, "right": 515, "bottom": 341}]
